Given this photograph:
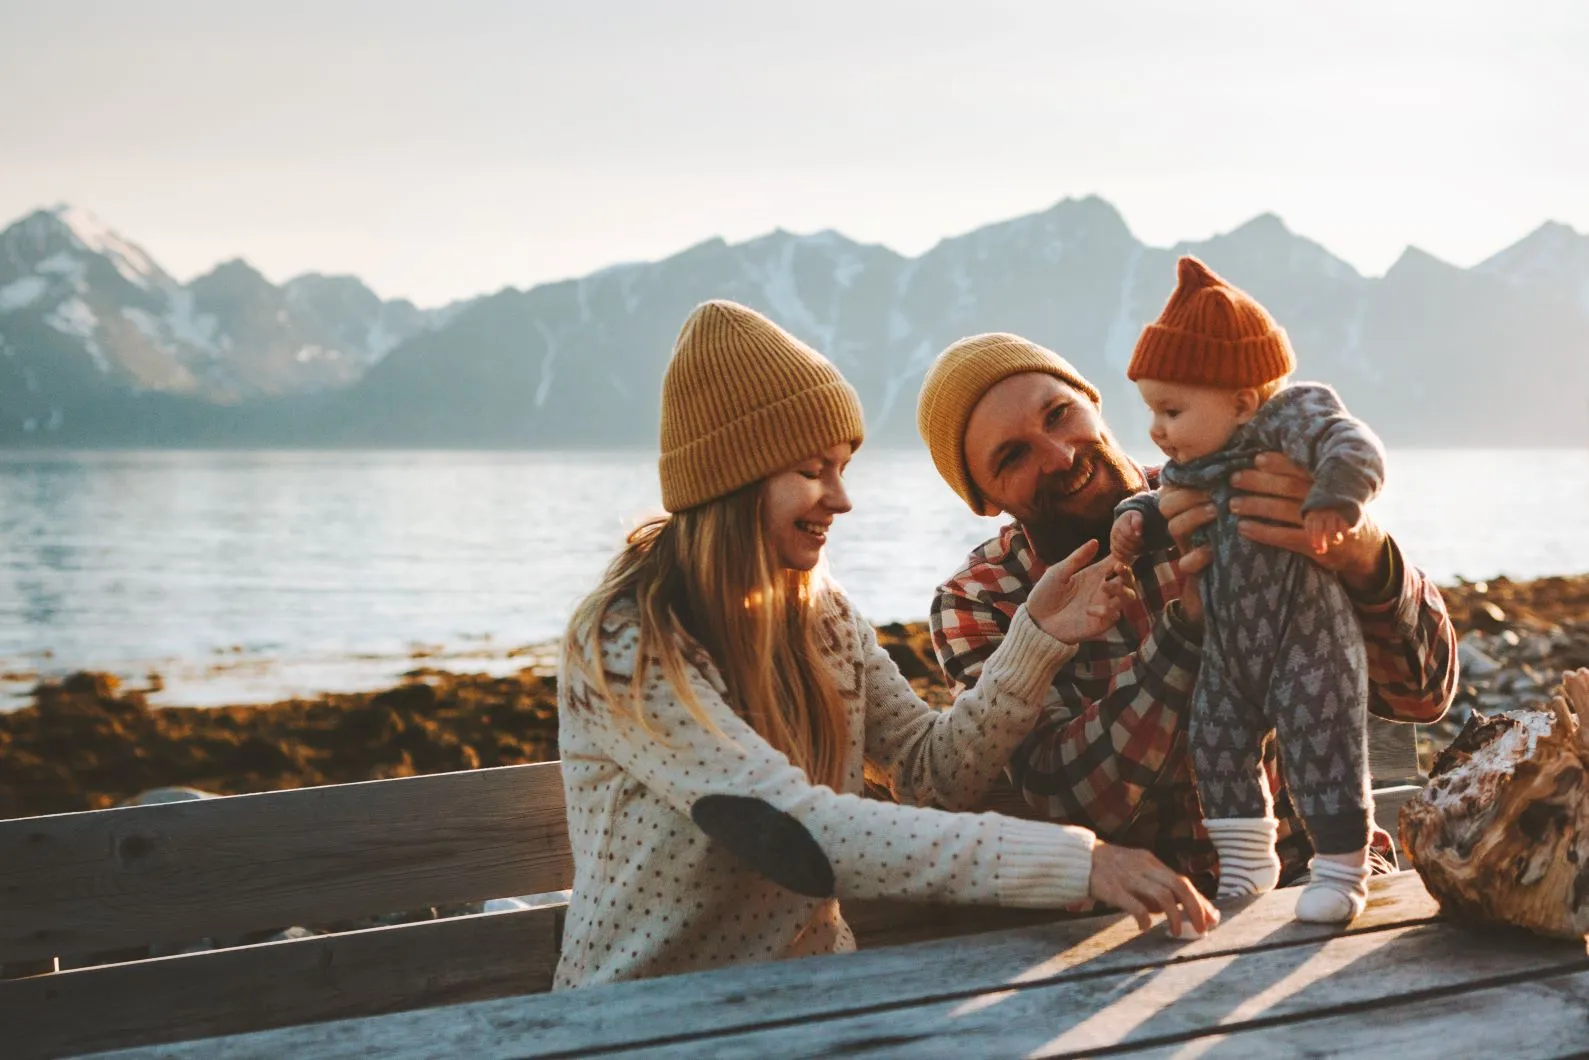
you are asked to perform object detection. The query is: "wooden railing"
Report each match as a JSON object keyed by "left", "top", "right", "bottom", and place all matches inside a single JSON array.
[{"left": 0, "top": 723, "right": 1424, "bottom": 1059}]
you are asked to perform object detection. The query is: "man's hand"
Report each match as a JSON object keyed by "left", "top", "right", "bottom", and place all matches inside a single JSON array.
[
  {"left": 1027, "top": 539, "right": 1136, "bottom": 644},
  {"left": 1230, "top": 453, "right": 1388, "bottom": 592},
  {"left": 1088, "top": 841, "right": 1219, "bottom": 938},
  {"left": 1158, "top": 483, "right": 1215, "bottom": 559}
]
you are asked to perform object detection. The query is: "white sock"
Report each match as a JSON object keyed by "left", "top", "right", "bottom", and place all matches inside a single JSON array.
[
  {"left": 1206, "top": 817, "right": 1281, "bottom": 900},
  {"left": 1295, "top": 853, "right": 1370, "bottom": 923}
]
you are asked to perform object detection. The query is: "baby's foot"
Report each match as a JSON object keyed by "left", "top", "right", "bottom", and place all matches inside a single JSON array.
[
  {"left": 1294, "top": 854, "right": 1369, "bottom": 923},
  {"left": 1206, "top": 818, "right": 1281, "bottom": 900}
]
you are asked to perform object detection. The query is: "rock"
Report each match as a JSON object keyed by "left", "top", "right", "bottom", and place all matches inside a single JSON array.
[
  {"left": 875, "top": 622, "right": 938, "bottom": 682},
  {"left": 0, "top": 667, "right": 559, "bottom": 819},
  {"left": 1468, "top": 600, "right": 1509, "bottom": 632},
  {"left": 120, "top": 787, "right": 217, "bottom": 806},
  {"left": 1457, "top": 635, "right": 1501, "bottom": 676},
  {"left": 1518, "top": 634, "right": 1556, "bottom": 662}
]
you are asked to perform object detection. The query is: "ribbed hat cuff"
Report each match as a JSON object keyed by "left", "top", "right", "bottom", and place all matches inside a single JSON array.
[
  {"left": 919, "top": 345, "right": 1102, "bottom": 516},
  {"left": 659, "top": 379, "right": 865, "bottom": 512},
  {"left": 1127, "top": 324, "right": 1296, "bottom": 388}
]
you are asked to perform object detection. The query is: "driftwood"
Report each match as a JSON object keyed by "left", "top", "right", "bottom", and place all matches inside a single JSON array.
[{"left": 1400, "top": 668, "right": 1589, "bottom": 940}]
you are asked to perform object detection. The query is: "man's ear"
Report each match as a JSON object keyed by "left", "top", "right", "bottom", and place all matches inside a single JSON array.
[{"left": 1233, "top": 388, "right": 1262, "bottom": 424}]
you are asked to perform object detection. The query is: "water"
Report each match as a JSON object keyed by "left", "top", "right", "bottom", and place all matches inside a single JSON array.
[{"left": 2, "top": 448, "right": 1586, "bottom": 706}]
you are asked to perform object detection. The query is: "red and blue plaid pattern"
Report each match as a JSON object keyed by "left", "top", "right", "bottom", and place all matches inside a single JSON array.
[{"left": 929, "top": 493, "right": 1457, "bottom": 892}]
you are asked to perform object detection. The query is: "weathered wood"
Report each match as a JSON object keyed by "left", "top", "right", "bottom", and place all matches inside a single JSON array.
[
  {"left": 4, "top": 719, "right": 1427, "bottom": 1054},
  {"left": 3, "top": 905, "right": 561, "bottom": 1060},
  {"left": 1401, "top": 669, "right": 1589, "bottom": 940},
  {"left": 846, "top": 900, "right": 1078, "bottom": 950},
  {"left": 1126, "top": 968, "right": 1589, "bottom": 1060},
  {"left": 628, "top": 923, "right": 1588, "bottom": 1058},
  {"left": 1367, "top": 716, "right": 1423, "bottom": 785},
  {"left": 0, "top": 762, "right": 572, "bottom": 964},
  {"left": 1371, "top": 782, "right": 1421, "bottom": 859},
  {"left": 846, "top": 786, "right": 1423, "bottom": 951},
  {"left": 94, "top": 874, "right": 1439, "bottom": 1060}
]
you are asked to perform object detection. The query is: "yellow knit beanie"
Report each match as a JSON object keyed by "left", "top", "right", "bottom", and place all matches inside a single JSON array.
[
  {"left": 916, "top": 333, "right": 1101, "bottom": 515},
  {"left": 659, "top": 300, "right": 865, "bottom": 512}
]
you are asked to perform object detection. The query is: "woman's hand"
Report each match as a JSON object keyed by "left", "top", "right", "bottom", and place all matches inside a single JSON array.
[
  {"left": 1230, "top": 453, "right": 1387, "bottom": 591},
  {"left": 1089, "top": 841, "right": 1219, "bottom": 938},
  {"left": 1027, "top": 539, "right": 1135, "bottom": 644}
]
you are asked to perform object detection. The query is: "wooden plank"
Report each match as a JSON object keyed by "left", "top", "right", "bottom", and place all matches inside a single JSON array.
[
  {"left": 846, "top": 900, "right": 1082, "bottom": 950},
  {"left": 1372, "top": 783, "right": 1421, "bottom": 860},
  {"left": 848, "top": 786, "right": 1423, "bottom": 951},
  {"left": 1125, "top": 968, "right": 1589, "bottom": 1059},
  {"left": 1368, "top": 718, "right": 1423, "bottom": 786},
  {"left": 93, "top": 873, "right": 1440, "bottom": 1060},
  {"left": 4, "top": 905, "right": 561, "bottom": 1060},
  {"left": 624, "top": 923, "right": 1589, "bottom": 1058},
  {"left": 0, "top": 762, "right": 572, "bottom": 964}
]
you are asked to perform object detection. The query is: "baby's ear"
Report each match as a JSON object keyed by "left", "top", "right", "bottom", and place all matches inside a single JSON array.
[{"left": 1232, "top": 388, "right": 1262, "bottom": 424}]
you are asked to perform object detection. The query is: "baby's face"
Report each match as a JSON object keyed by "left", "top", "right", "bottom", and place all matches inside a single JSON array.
[{"left": 1136, "top": 379, "right": 1248, "bottom": 463}]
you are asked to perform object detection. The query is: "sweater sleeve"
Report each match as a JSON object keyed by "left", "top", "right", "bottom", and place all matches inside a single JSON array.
[
  {"left": 861, "top": 603, "right": 1077, "bottom": 811},
  {"left": 1114, "top": 490, "right": 1176, "bottom": 554},
  {"left": 562, "top": 617, "right": 1096, "bottom": 909}
]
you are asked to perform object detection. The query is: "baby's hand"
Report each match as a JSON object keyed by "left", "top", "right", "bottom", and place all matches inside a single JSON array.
[
  {"left": 1111, "top": 510, "right": 1144, "bottom": 564},
  {"left": 1303, "top": 508, "right": 1355, "bottom": 555}
]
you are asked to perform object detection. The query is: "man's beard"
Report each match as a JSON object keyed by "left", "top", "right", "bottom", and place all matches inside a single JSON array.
[{"left": 1022, "top": 441, "right": 1145, "bottom": 565}]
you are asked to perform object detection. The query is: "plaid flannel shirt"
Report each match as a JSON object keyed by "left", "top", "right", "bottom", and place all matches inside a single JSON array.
[{"left": 929, "top": 472, "right": 1458, "bottom": 894}]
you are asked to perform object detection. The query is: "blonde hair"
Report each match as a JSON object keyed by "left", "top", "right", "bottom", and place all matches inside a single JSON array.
[{"left": 562, "top": 484, "right": 850, "bottom": 791}]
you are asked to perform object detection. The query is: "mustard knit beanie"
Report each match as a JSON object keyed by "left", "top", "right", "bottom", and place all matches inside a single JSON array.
[
  {"left": 916, "top": 333, "right": 1101, "bottom": 515},
  {"left": 659, "top": 300, "right": 865, "bottom": 512},
  {"left": 1128, "top": 256, "right": 1296, "bottom": 388}
]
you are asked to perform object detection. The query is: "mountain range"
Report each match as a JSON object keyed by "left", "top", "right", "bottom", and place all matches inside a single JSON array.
[{"left": 2, "top": 198, "right": 1587, "bottom": 449}]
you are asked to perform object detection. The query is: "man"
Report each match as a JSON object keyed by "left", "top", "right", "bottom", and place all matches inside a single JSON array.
[{"left": 915, "top": 332, "right": 1457, "bottom": 893}]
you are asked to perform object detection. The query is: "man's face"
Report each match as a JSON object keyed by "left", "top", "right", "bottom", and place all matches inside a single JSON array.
[{"left": 963, "top": 372, "right": 1146, "bottom": 560}]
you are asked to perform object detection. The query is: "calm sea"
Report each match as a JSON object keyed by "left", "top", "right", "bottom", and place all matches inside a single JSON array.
[{"left": 2, "top": 448, "right": 1586, "bottom": 706}]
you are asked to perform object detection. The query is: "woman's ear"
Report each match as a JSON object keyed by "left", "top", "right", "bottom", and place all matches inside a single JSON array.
[{"left": 1233, "top": 388, "right": 1262, "bottom": 424}]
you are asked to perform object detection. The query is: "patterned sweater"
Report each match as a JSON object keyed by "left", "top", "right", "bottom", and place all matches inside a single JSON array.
[
  {"left": 555, "top": 592, "right": 1098, "bottom": 989},
  {"left": 930, "top": 467, "right": 1458, "bottom": 893}
]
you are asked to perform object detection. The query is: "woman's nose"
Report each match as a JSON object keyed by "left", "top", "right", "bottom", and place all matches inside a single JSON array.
[{"left": 826, "top": 479, "right": 853, "bottom": 514}]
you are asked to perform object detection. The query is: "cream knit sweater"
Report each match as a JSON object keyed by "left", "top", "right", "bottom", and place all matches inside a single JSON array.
[{"left": 553, "top": 590, "right": 1098, "bottom": 989}]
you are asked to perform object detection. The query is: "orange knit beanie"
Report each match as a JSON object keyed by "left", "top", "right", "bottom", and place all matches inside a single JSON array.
[{"left": 1127, "top": 256, "right": 1295, "bottom": 388}]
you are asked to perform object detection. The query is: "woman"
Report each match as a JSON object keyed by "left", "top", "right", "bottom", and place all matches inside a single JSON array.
[{"left": 556, "top": 300, "right": 1214, "bottom": 989}]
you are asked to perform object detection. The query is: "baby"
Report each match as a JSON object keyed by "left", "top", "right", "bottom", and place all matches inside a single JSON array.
[{"left": 1111, "top": 256, "right": 1385, "bottom": 924}]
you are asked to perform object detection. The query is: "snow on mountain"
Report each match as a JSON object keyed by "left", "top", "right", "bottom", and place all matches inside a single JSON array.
[
  {"left": 0, "top": 206, "right": 457, "bottom": 438},
  {"left": 321, "top": 195, "right": 1589, "bottom": 449},
  {"left": 1478, "top": 221, "right": 1589, "bottom": 315},
  {"left": 2, "top": 198, "right": 1587, "bottom": 447}
]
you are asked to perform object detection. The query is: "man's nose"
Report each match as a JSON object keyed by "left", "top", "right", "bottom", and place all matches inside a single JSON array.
[{"left": 1036, "top": 435, "right": 1077, "bottom": 474}]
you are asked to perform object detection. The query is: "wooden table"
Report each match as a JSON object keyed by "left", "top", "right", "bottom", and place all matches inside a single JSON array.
[{"left": 87, "top": 872, "right": 1589, "bottom": 1059}]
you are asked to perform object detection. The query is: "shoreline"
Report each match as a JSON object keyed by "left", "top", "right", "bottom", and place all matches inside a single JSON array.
[{"left": 3, "top": 572, "right": 1587, "bottom": 820}]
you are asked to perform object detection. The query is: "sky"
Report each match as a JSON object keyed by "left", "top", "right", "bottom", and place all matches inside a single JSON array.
[{"left": 2, "top": 0, "right": 1587, "bottom": 307}]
